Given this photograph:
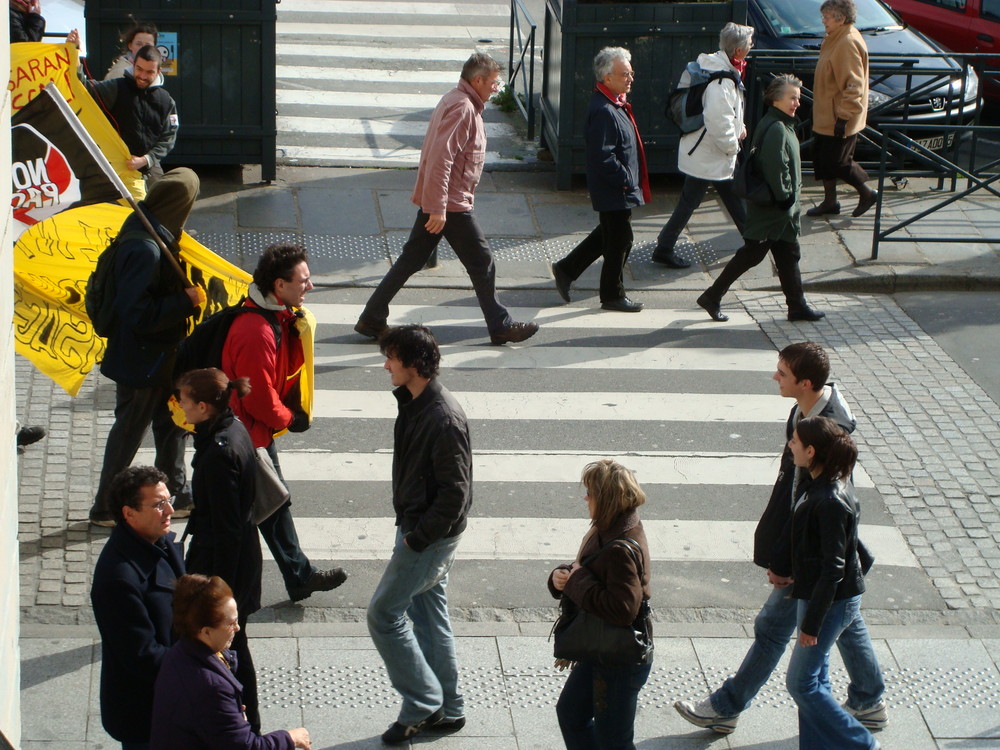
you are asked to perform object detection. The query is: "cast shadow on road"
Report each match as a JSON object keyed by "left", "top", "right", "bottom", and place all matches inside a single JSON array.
[{"left": 20, "top": 642, "right": 95, "bottom": 691}]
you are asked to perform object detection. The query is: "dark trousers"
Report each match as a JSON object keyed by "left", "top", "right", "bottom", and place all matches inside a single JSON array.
[
  {"left": 556, "top": 660, "right": 652, "bottom": 750},
  {"left": 258, "top": 441, "right": 314, "bottom": 592},
  {"left": 656, "top": 176, "right": 747, "bottom": 252},
  {"left": 705, "top": 237, "right": 807, "bottom": 311},
  {"left": 557, "top": 209, "right": 633, "bottom": 303},
  {"left": 360, "top": 210, "right": 512, "bottom": 335},
  {"left": 231, "top": 617, "right": 260, "bottom": 733},
  {"left": 92, "top": 383, "right": 189, "bottom": 516}
]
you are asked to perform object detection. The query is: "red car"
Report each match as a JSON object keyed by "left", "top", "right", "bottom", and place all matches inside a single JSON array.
[{"left": 883, "top": 0, "right": 1000, "bottom": 99}]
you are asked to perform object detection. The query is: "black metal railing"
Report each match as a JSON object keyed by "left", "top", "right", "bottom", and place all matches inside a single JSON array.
[{"left": 508, "top": 0, "right": 538, "bottom": 140}]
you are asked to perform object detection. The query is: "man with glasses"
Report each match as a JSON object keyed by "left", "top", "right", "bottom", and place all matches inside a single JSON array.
[
  {"left": 355, "top": 52, "right": 539, "bottom": 347},
  {"left": 91, "top": 466, "right": 185, "bottom": 750},
  {"left": 551, "top": 46, "right": 651, "bottom": 313}
]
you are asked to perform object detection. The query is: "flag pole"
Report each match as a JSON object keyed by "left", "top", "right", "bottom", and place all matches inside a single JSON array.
[{"left": 42, "top": 83, "right": 192, "bottom": 287}]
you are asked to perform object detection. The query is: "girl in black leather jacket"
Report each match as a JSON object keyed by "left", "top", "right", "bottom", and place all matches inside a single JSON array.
[{"left": 785, "top": 416, "right": 883, "bottom": 750}]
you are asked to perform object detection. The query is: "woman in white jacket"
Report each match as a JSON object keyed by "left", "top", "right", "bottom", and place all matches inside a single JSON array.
[{"left": 652, "top": 22, "right": 753, "bottom": 269}]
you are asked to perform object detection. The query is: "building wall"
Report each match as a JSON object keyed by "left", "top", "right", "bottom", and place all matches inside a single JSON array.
[{"left": 1, "top": 8, "right": 24, "bottom": 747}]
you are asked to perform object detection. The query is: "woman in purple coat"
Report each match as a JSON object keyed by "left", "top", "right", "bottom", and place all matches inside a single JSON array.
[{"left": 150, "top": 574, "right": 311, "bottom": 750}]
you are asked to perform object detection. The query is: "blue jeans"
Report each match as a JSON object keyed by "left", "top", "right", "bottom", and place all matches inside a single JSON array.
[
  {"left": 556, "top": 660, "right": 652, "bottom": 750},
  {"left": 786, "top": 596, "right": 878, "bottom": 750},
  {"left": 711, "top": 586, "right": 884, "bottom": 716},
  {"left": 367, "top": 530, "right": 463, "bottom": 725}
]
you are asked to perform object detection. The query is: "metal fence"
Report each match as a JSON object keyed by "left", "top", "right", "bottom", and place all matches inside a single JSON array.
[{"left": 508, "top": 0, "right": 538, "bottom": 141}]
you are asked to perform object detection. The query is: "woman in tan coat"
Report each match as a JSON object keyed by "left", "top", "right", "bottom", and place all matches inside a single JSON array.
[{"left": 808, "top": 0, "right": 878, "bottom": 218}]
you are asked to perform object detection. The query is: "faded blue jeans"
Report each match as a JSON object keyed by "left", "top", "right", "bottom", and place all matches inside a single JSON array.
[
  {"left": 787, "top": 596, "right": 879, "bottom": 750},
  {"left": 367, "top": 529, "right": 464, "bottom": 726},
  {"left": 711, "top": 585, "right": 884, "bottom": 716},
  {"left": 556, "top": 659, "right": 652, "bottom": 750}
]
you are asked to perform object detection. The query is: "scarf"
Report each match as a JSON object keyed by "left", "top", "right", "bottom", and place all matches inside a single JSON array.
[
  {"left": 731, "top": 56, "right": 748, "bottom": 79},
  {"left": 595, "top": 83, "right": 651, "bottom": 204}
]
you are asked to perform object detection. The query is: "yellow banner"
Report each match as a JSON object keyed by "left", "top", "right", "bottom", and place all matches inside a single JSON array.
[{"left": 8, "top": 42, "right": 145, "bottom": 201}]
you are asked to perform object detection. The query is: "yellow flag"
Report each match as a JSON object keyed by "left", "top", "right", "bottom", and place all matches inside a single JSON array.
[{"left": 9, "top": 42, "right": 145, "bottom": 201}]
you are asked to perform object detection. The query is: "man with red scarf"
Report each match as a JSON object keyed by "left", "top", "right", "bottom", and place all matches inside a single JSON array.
[{"left": 551, "top": 46, "right": 650, "bottom": 313}]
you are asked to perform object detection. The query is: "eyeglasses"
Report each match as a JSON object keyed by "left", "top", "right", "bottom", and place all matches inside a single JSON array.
[
  {"left": 144, "top": 496, "right": 175, "bottom": 513},
  {"left": 618, "top": 71, "right": 636, "bottom": 80},
  {"left": 485, "top": 77, "right": 502, "bottom": 91}
]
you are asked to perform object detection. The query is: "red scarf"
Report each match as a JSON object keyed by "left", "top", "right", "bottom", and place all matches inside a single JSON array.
[
  {"left": 596, "top": 83, "right": 651, "bottom": 204},
  {"left": 731, "top": 57, "right": 748, "bottom": 79}
]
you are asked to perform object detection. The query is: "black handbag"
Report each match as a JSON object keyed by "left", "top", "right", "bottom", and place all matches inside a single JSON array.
[
  {"left": 551, "top": 537, "right": 654, "bottom": 667},
  {"left": 732, "top": 119, "right": 778, "bottom": 207}
]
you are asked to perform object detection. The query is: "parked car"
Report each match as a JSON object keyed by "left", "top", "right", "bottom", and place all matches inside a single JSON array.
[
  {"left": 882, "top": 0, "right": 1000, "bottom": 101},
  {"left": 749, "top": 0, "right": 981, "bottom": 153}
]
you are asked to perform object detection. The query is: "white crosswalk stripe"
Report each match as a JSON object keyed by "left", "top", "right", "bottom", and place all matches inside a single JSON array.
[{"left": 275, "top": 0, "right": 534, "bottom": 167}]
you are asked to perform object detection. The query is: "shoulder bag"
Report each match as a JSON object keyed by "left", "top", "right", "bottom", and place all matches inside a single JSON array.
[
  {"left": 551, "top": 537, "right": 654, "bottom": 667},
  {"left": 732, "top": 119, "right": 779, "bottom": 207},
  {"left": 253, "top": 446, "right": 290, "bottom": 525}
]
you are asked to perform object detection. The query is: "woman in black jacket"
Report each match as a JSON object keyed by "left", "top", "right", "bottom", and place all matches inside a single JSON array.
[
  {"left": 785, "top": 416, "right": 881, "bottom": 750},
  {"left": 548, "top": 459, "right": 653, "bottom": 750},
  {"left": 176, "top": 367, "right": 264, "bottom": 732}
]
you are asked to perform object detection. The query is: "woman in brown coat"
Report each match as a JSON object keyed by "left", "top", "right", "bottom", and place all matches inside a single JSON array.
[
  {"left": 549, "top": 459, "right": 653, "bottom": 750},
  {"left": 808, "top": 0, "right": 878, "bottom": 218}
]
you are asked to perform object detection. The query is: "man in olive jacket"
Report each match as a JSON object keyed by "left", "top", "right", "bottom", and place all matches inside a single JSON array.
[
  {"left": 368, "top": 325, "right": 471, "bottom": 746},
  {"left": 552, "top": 46, "right": 651, "bottom": 313}
]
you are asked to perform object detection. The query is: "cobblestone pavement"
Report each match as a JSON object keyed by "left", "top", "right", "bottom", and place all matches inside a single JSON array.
[{"left": 15, "top": 289, "right": 1000, "bottom": 624}]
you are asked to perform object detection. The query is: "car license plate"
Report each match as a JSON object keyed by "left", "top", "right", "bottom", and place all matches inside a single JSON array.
[{"left": 913, "top": 132, "right": 956, "bottom": 151}]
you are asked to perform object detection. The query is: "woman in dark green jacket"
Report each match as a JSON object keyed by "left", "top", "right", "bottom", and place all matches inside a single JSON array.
[{"left": 696, "top": 74, "right": 825, "bottom": 323}]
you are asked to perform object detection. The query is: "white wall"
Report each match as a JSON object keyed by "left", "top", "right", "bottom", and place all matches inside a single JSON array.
[{"left": 1, "top": 7, "right": 24, "bottom": 747}]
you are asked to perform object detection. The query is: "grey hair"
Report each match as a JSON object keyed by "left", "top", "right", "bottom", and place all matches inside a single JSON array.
[
  {"left": 461, "top": 52, "right": 501, "bottom": 82},
  {"left": 720, "top": 22, "right": 754, "bottom": 58},
  {"left": 764, "top": 73, "right": 802, "bottom": 106},
  {"left": 593, "top": 47, "right": 631, "bottom": 82},
  {"left": 820, "top": 0, "right": 857, "bottom": 25}
]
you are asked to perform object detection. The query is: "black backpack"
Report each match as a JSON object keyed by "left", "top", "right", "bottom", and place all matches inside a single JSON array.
[
  {"left": 665, "top": 62, "right": 740, "bottom": 135},
  {"left": 84, "top": 229, "right": 150, "bottom": 338},
  {"left": 173, "top": 299, "right": 281, "bottom": 378}
]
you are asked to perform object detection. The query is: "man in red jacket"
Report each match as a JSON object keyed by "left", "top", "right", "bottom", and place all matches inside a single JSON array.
[
  {"left": 354, "top": 53, "right": 538, "bottom": 347},
  {"left": 221, "top": 243, "right": 346, "bottom": 602}
]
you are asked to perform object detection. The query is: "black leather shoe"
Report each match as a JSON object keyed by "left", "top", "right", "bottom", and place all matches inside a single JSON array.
[
  {"left": 696, "top": 292, "right": 729, "bottom": 322},
  {"left": 651, "top": 250, "right": 692, "bottom": 269},
  {"left": 788, "top": 306, "right": 826, "bottom": 322},
  {"left": 16, "top": 425, "right": 46, "bottom": 447},
  {"left": 289, "top": 567, "right": 348, "bottom": 602},
  {"left": 490, "top": 321, "right": 539, "bottom": 345},
  {"left": 354, "top": 319, "right": 387, "bottom": 340},
  {"left": 806, "top": 202, "right": 840, "bottom": 217},
  {"left": 381, "top": 708, "right": 444, "bottom": 745},
  {"left": 601, "top": 297, "right": 644, "bottom": 313},
  {"left": 552, "top": 263, "right": 571, "bottom": 303},
  {"left": 427, "top": 716, "right": 466, "bottom": 734},
  {"left": 852, "top": 190, "right": 878, "bottom": 217}
]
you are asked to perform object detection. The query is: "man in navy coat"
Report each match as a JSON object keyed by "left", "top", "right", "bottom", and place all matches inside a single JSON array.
[
  {"left": 552, "top": 46, "right": 651, "bottom": 313},
  {"left": 91, "top": 466, "right": 185, "bottom": 750}
]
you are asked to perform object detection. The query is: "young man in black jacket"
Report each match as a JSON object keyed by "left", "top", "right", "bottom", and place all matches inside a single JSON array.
[
  {"left": 368, "top": 325, "right": 471, "bottom": 745},
  {"left": 674, "top": 341, "right": 887, "bottom": 734}
]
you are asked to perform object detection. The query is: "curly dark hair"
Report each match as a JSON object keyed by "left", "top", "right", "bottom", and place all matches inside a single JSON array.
[
  {"left": 379, "top": 325, "right": 440, "bottom": 379},
  {"left": 108, "top": 465, "right": 168, "bottom": 523},
  {"left": 253, "top": 243, "right": 309, "bottom": 297}
]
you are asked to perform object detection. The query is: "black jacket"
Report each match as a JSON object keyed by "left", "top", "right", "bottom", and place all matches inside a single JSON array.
[
  {"left": 90, "top": 523, "right": 184, "bottom": 742},
  {"left": 790, "top": 478, "right": 866, "bottom": 636},
  {"left": 10, "top": 7, "right": 44, "bottom": 41},
  {"left": 186, "top": 410, "right": 262, "bottom": 618},
  {"left": 99, "top": 208, "right": 195, "bottom": 388},
  {"left": 584, "top": 89, "right": 644, "bottom": 212},
  {"left": 391, "top": 379, "right": 472, "bottom": 552},
  {"left": 753, "top": 384, "right": 856, "bottom": 576},
  {"left": 85, "top": 72, "right": 178, "bottom": 171}
]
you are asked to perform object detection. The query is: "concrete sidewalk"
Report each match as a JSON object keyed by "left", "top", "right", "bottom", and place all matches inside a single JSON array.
[
  {"left": 184, "top": 164, "right": 1000, "bottom": 297},
  {"left": 20, "top": 622, "right": 1000, "bottom": 749}
]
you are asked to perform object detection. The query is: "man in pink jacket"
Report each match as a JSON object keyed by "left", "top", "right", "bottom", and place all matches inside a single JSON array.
[{"left": 355, "top": 53, "right": 539, "bottom": 347}]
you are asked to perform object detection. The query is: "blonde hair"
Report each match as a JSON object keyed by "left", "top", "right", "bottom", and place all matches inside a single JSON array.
[{"left": 582, "top": 459, "right": 646, "bottom": 531}]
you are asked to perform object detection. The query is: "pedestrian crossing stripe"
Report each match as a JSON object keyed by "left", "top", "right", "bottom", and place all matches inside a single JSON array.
[
  {"left": 276, "top": 43, "right": 488, "bottom": 62},
  {"left": 276, "top": 23, "right": 510, "bottom": 39},
  {"left": 282, "top": 1, "right": 509, "bottom": 16},
  {"left": 279, "top": 146, "right": 521, "bottom": 167},
  {"left": 277, "top": 68, "right": 466, "bottom": 84},
  {"left": 278, "top": 117, "right": 517, "bottom": 139},
  {"left": 167, "top": 517, "right": 917, "bottom": 568},
  {"left": 277, "top": 90, "right": 449, "bottom": 110}
]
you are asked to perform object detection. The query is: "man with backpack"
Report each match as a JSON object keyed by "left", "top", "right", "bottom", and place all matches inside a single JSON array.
[
  {"left": 88, "top": 167, "right": 204, "bottom": 527},
  {"left": 653, "top": 23, "right": 754, "bottom": 269},
  {"left": 219, "top": 243, "right": 347, "bottom": 602}
]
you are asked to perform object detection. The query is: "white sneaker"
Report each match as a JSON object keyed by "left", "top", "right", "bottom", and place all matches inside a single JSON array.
[
  {"left": 843, "top": 700, "right": 888, "bottom": 731},
  {"left": 673, "top": 697, "right": 740, "bottom": 734}
]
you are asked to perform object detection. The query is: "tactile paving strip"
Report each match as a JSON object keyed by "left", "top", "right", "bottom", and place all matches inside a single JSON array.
[{"left": 258, "top": 663, "right": 1000, "bottom": 710}]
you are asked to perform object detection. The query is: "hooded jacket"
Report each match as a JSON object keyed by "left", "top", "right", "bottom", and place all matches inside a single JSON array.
[
  {"left": 99, "top": 168, "right": 199, "bottom": 388},
  {"left": 85, "top": 69, "right": 178, "bottom": 170},
  {"left": 753, "top": 383, "right": 856, "bottom": 576},
  {"left": 677, "top": 50, "right": 745, "bottom": 182}
]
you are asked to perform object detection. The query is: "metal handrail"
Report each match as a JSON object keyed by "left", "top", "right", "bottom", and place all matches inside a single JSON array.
[{"left": 508, "top": 0, "right": 537, "bottom": 140}]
